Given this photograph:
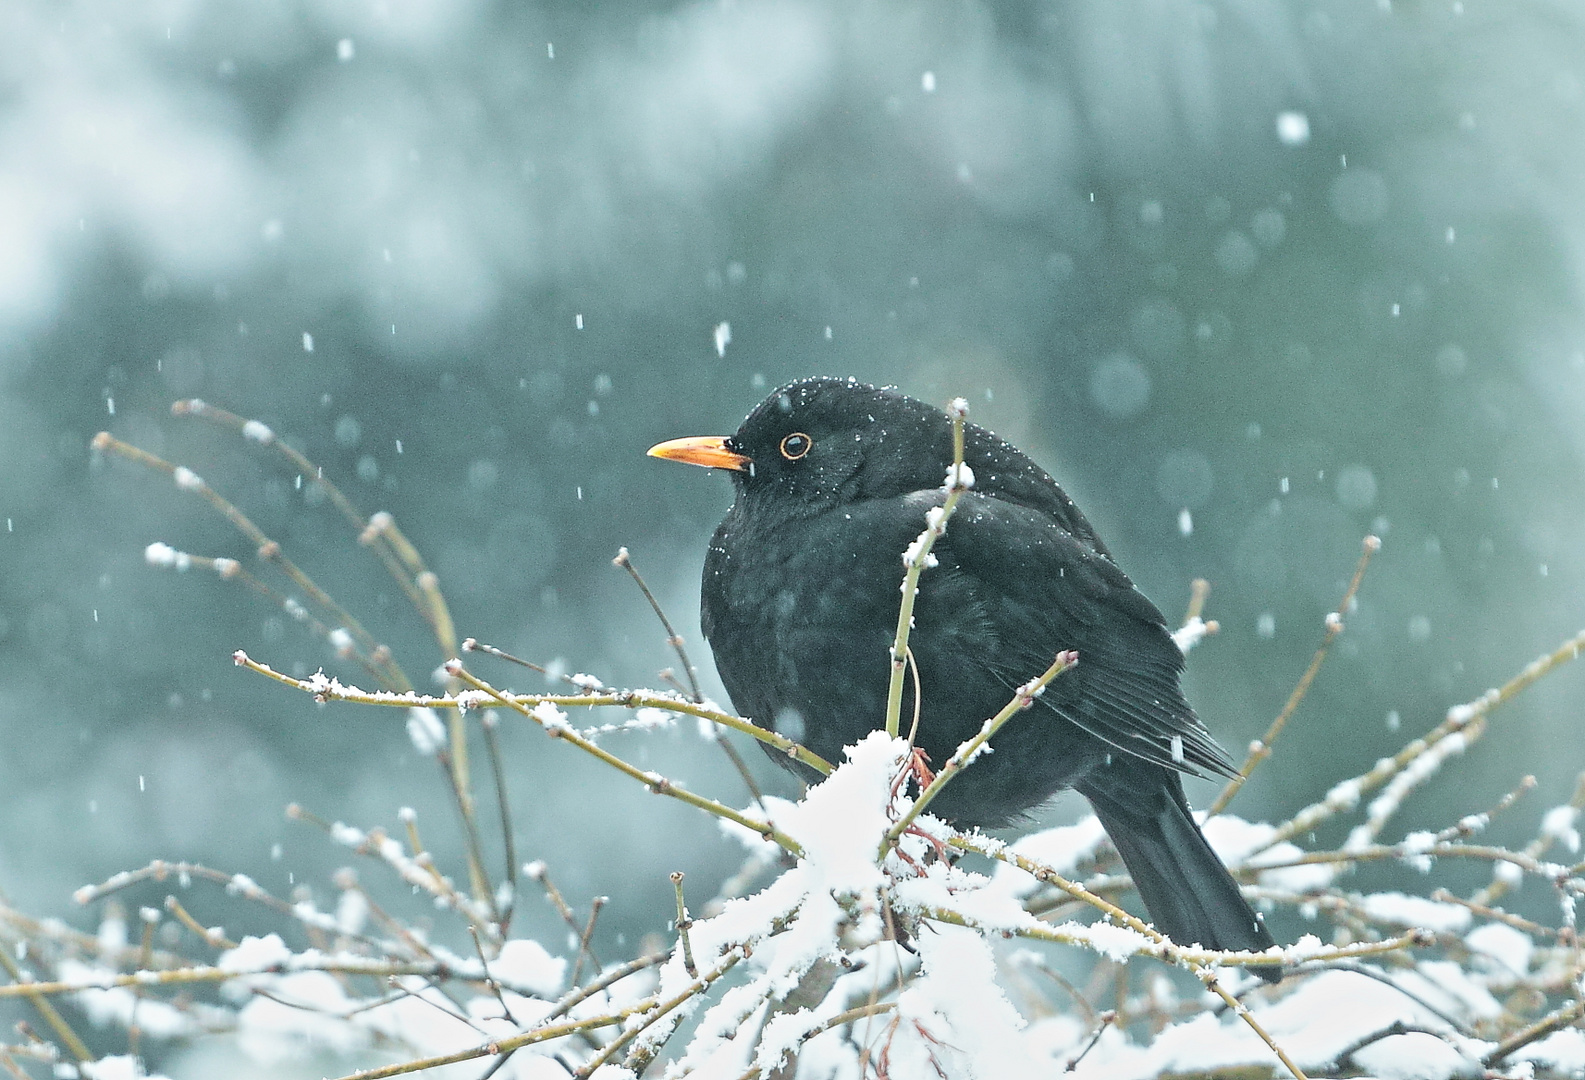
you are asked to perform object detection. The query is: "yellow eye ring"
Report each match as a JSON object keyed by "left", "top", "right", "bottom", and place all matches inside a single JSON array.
[{"left": 780, "top": 432, "right": 812, "bottom": 460}]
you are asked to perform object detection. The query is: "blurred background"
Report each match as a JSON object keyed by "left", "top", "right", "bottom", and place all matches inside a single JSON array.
[{"left": 3, "top": 0, "right": 1585, "bottom": 1070}]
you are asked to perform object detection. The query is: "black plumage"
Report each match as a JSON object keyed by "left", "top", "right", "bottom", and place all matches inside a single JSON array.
[{"left": 649, "top": 377, "right": 1278, "bottom": 973}]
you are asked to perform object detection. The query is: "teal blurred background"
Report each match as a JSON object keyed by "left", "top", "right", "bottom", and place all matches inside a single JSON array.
[{"left": 3, "top": 0, "right": 1584, "bottom": 1066}]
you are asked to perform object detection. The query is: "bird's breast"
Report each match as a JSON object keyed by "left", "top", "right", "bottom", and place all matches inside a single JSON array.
[{"left": 704, "top": 506, "right": 908, "bottom": 636}]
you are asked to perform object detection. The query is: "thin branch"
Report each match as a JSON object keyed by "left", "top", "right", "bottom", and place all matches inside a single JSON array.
[
  {"left": 732, "top": 1001, "right": 899, "bottom": 1080},
  {"left": 467, "top": 924, "right": 517, "bottom": 1025},
  {"left": 614, "top": 547, "right": 703, "bottom": 704},
  {"left": 567, "top": 897, "right": 606, "bottom": 988},
  {"left": 570, "top": 949, "right": 745, "bottom": 1078},
  {"left": 1256, "top": 622, "right": 1585, "bottom": 854},
  {"left": 236, "top": 650, "right": 834, "bottom": 776},
  {"left": 163, "top": 896, "right": 236, "bottom": 950},
  {"left": 0, "top": 942, "right": 92, "bottom": 1062},
  {"left": 442, "top": 661, "right": 807, "bottom": 857},
  {"left": 671, "top": 872, "right": 698, "bottom": 978},
  {"left": 884, "top": 652, "right": 1076, "bottom": 850},
  {"left": 92, "top": 432, "right": 409, "bottom": 691},
  {"left": 478, "top": 712, "right": 518, "bottom": 935},
  {"left": 1063, "top": 1009, "right": 1116, "bottom": 1072},
  {"left": 1209, "top": 535, "right": 1380, "bottom": 816},
  {"left": 97, "top": 427, "right": 498, "bottom": 909},
  {"left": 1483, "top": 997, "right": 1585, "bottom": 1067},
  {"left": 885, "top": 399, "right": 970, "bottom": 738},
  {"left": 1474, "top": 769, "right": 1585, "bottom": 907},
  {"left": 543, "top": 952, "right": 668, "bottom": 1023}
]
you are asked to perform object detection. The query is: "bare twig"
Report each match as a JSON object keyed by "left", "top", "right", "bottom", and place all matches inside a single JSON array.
[
  {"left": 443, "top": 660, "right": 807, "bottom": 856},
  {"left": 1474, "top": 770, "right": 1585, "bottom": 907},
  {"left": 614, "top": 547, "right": 703, "bottom": 704},
  {"left": 671, "top": 872, "right": 698, "bottom": 978},
  {"left": 1256, "top": 623, "right": 1585, "bottom": 853},
  {"left": 236, "top": 650, "right": 834, "bottom": 776},
  {"left": 1483, "top": 997, "right": 1585, "bottom": 1067},
  {"left": 885, "top": 399, "right": 970, "bottom": 738},
  {"left": 885, "top": 652, "right": 1076, "bottom": 849},
  {"left": 0, "top": 942, "right": 91, "bottom": 1063},
  {"left": 1209, "top": 535, "right": 1380, "bottom": 816},
  {"left": 1063, "top": 1009, "right": 1116, "bottom": 1072},
  {"left": 568, "top": 896, "right": 606, "bottom": 988}
]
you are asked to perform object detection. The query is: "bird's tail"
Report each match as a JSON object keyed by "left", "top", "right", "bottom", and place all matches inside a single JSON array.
[{"left": 1078, "top": 763, "right": 1281, "bottom": 982}]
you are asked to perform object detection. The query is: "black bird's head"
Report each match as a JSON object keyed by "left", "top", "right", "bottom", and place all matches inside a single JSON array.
[
  {"left": 648, "top": 377, "right": 954, "bottom": 513},
  {"left": 650, "top": 376, "right": 1109, "bottom": 551}
]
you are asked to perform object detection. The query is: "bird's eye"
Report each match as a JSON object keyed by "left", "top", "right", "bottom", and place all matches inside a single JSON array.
[{"left": 779, "top": 432, "right": 812, "bottom": 460}]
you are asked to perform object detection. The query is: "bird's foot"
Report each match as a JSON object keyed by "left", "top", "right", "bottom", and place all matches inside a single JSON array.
[{"left": 889, "top": 745, "right": 936, "bottom": 802}]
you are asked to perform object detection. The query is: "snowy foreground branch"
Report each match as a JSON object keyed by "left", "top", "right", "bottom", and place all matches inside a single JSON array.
[
  {"left": 10, "top": 626, "right": 1585, "bottom": 1079},
  {"left": 42, "top": 413, "right": 1585, "bottom": 1079}
]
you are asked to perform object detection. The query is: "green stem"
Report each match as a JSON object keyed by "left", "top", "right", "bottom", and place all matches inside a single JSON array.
[{"left": 884, "top": 404, "right": 968, "bottom": 738}]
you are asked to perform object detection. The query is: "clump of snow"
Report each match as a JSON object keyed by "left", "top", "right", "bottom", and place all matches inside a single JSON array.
[
  {"left": 1517, "top": 1027, "right": 1585, "bottom": 1072},
  {"left": 335, "top": 887, "right": 369, "bottom": 935},
  {"left": 235, "top": 971, "right": 371, "bottom": 1063},
  {"left": 81, "top": 1056, "right": 174, "bottom": 1080},
  {"left": 241, "top": 419, "right": 274, "bottom": 444},
  {"left": 531, "top": 701, "right": 571, "bottom": 732},
  {"left": 405, "top": 707, "right": 446, "bottom": 755},
  {"left": 1541, "top": 803, "right": 1581, "bottom": 852},
  {"left": 143, "top": 541, "right": 186, "bottom": 570},
  {"left": 1358, "top": 892, "right": 1472, "bottom": 933},
  {"left": 1398, "top": 830, "right": 1440, "bottom": 873},
  {"left": 630, "top": 706, "right": 677, "bottom": 729},
  {"left": 328, "top": 627, "right": 354, "bottom": 656},
  {"left": 1070, "top": 919, "right": 1154, "bottom": 964},
  {"left": 1200, "top": 814, "right": 1336, "bottom": 892},
  {"left": 1067, "top": 969, "right": 1471, "bottom": 1078},
  {"left": 718, "top": 795, "right": 800, "bottom": 860},
  {"left": 218, "top": 933, "right": 292, "bottom": 973},
  {"left": 1464, "top": 921, "right": 1533, "bottom": 976},
  {"left": 1352, "top": 1031, "right": 1480, "bottom": 1080},
  {"left": 492, "top": 938, "right": 567, "bottom": 997},
  {"left": 893, "top": 923, "right": 1032, "bottom": 1078},
  {"left": 97, "top": 909, "right": 128, "bottom": 953},
  {"left": 1490, "top": 859, "right": 1524, "bottom": 888},
  {"left": 1349, "top": 733, "right": 1471, "bottom": 850},
  {"left": 1171, "top": 616, "right": 1209, "bottom": 653},
  {"left": 1393, "top": 960, "right": 1503, "bottom": 1022},
  {"left": 1323, "top": 776, "right": 1364, "bottom": 812},
  {"left": 944, "top": 460, "right": 975, "bottom": 491},
  {"left": 901, "top": 534, "right": 939, "bottom": 567},
  {"left": 780, "top": 731, "right": 904, "bottom": 898},
  {"left": 57, "top": 960, "right": 200, "bottom": 1040},
  {"left": 893, "top": 860, "right": 1040, "bottom": 938},
  {"left": 989, "top": 816, "right": 1108, "bottom": 898}
]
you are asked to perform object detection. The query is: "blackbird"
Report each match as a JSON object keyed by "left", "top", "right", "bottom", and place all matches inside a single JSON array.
[{"left": 649, "top": 376, "right": 1277, "bottom": 973}]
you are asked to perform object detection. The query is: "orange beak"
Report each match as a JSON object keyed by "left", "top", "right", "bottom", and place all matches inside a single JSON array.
[{"left": 646, "top": 435, "right": 752, "bottom": 473}]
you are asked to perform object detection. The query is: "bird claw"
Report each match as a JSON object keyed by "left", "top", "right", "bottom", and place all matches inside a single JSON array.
[{"left": 890, "top": 746, "right": 936, "bottom": 802}]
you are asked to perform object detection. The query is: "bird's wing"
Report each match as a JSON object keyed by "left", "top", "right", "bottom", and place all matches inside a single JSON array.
[{"left": 931, "top": 492, "right": 1238, "bottom": 779}]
